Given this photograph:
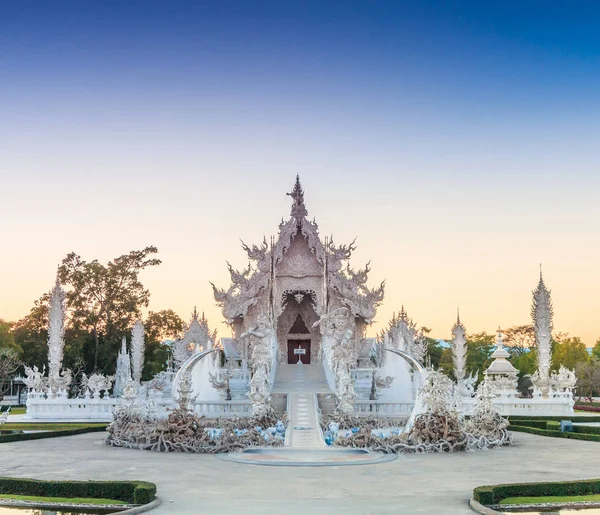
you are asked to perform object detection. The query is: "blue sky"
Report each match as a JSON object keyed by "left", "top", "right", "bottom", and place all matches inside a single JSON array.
[{"left": 2, "top": 1, "right": 600, "bottom": 343}]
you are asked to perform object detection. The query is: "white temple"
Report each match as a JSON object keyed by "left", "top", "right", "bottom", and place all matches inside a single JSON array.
[{"left": 23, "top": 179, "right": 577, "bottom": 421}]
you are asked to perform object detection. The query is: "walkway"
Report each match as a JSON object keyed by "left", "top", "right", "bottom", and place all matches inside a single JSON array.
[
  {"left": 272, "top": 364, "right": 330, "bottom": 449},
  {"left": 2, "top": 432, "right": 600, "bottom": 514}
]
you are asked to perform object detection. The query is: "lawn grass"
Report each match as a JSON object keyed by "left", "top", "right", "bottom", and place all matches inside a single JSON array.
[
  {"left": 0, "top": 493, "right": 126, "bottom": 505},
  {"left": 499, "top": 494, "right": 600, "bottom": 505},
  {"left": 4, "top": 407, "right": 26, "bottom": 415}
]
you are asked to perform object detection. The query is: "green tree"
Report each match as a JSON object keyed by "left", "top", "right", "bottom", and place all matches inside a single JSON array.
[
  {"left": 552, "top": 336, "right": 589, "bottom": 371},
  {"left": 575, "top": 357, "right": 600, "bottom": 400},
  {"left": 466, "top": 332, "right": 495, "bottom": 382},
  {"left": 58, "top": 246, "right": 161, "bottom": 372},
  {"left": 0, "top": 319, "right": 21, "bottom": 355},
  {"left": 143, "top": 310, "right": 185, "bottom": 379},
  {"left": 592, "top": 338, "right": 600, "bottom": 361}
]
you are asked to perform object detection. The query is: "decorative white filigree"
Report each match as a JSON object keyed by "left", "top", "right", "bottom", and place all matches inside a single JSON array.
[
  {"left": 114, "top": 336, "right": 132, "bottom": 398},
  {"left": 212, "top": 175, "right": 384, "bottom": 328},
  {"left": 172, "top": 309, "right": 217, "bottom": 369},
  {"left": 550, "top": 365, "right": 577, "bottom": 392},
  {"left": 23, "top": 365, "right": 46, "bottom": 392},
  {"left": 314, "top": 308, "right": 356, "bottom": 414},
  {"left": 464, "top": 375, "right": 513, "bottom": 450},
  {"left": 486, "top": 329, "right": 518, "bottom": 394},
  {"left": 131, "top": 320, "right": 145, "bottom": 385},
  {"left": 451, "top": 311, "right": 476, "bottom": 396},
  {"left": 81, "top": 372, "right": 115, "bottom": 398},
  {"left": 531, "top": 268, "right": 553, "bottom": 396},
  {"left": 47, "top": 277, "right": 70, "bottom": 394},
  {"left": 240, "top": 314, "right": 275, "bottom": 415}
]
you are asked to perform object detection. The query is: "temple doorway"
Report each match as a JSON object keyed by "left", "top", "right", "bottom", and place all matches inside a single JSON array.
[{"left": 287, "top": 339, "right": 311, "bottom": 364}]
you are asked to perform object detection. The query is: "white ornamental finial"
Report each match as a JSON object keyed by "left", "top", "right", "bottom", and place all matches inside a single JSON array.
[
  {"left": 532, "top": 267, "right": 553, "bottom": 395},
  {"left": 131, "top": 319, "right": 145, "bottom": 384},
  {"left": 287, "top": 175, "right": 308, "bottom": 221},
  {"left": 451, "top": 312, "right": 467, "bottom": 383},
  {"left": 47, "top": 275, "right": 67, "bottom": 391}
]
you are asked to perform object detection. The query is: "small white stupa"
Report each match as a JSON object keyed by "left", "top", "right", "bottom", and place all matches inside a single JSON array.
[{"left": 486, "top": 328, "right": 519, "bottom": 395}]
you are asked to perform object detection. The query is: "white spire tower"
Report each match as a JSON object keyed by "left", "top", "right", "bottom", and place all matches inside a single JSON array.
[
  {"left": 47, "top": 275, "right": 66, "bottom": 391},
  {"left": 114, "top": 336, "right": 132, "bottom": 397},
  {"left": 451, "top": 309, "right": 467, "bottom": 384},
  {"left": 130, "top": 319, "right": 145, "bottom": 385},
  {"left": 532, "top": 265, "right": 553, "bottom": 395}
]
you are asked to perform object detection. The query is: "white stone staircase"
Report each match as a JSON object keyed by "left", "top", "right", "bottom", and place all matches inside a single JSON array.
[{"left": 272, "top": 364, "right": 330, "bottom": 448}]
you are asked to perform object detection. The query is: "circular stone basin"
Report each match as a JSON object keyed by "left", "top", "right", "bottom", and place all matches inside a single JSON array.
[{"left": 218, "top": 447, "right": 397, "bottom": 466}]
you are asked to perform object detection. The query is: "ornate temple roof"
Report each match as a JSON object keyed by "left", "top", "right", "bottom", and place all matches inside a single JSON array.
[{"left": 212, "top": 176, "right": 385, "bottom": 324}]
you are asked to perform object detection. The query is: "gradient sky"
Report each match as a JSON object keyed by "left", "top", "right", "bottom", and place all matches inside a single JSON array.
[{"left": 2, "top": 1, "right": 600, "bottom": 344}]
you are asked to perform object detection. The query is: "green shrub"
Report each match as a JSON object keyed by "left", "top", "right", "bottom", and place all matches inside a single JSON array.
[
  {"left": 0, "top": 477, "right": 156, "bottom": 505},
  {"left": 474, "top": 479, "right": 600, "bottom": 505},
  {"left": 508, "top": 415, "right": 600, "bottom": 423},
  {"left": 0, "top": 426, "right": 106, "bottom": 444},
  {"left": 508, "top": 420, "right": 548, "bottom": 429},
  {"left": 509, "top": 424, "right": 600, "bottom": 442}
]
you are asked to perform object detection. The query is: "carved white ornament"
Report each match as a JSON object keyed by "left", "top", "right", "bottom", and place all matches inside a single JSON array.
[{"left": 131, "top": 320, "right": 145, "bottom": 385}]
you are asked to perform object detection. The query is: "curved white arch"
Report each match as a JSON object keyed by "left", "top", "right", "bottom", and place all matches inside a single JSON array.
[
  {"left": 172, "top": 348, "right": 217, "bottom": 401},
  {"left": 384, "top": 348, "right": 428, "bottom": 433}
]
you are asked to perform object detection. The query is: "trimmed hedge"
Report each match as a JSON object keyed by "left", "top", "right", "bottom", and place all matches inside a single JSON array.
[
  {"left": 508, "top": 420, "right": 548, "bottom": 429},
  {"left": 0, "top": 426, "right": 106, "bottom": 444},
  {"left": 0, "top": 477, "right": 156, "bottom": 505},
  {"left": 509, "top": 415, "right": 600, "bottom": 423},
  {"left": 509, "top": 424, "right": 600, "bottom": 442},
  {"left": 474, "top": 479, "right": 600, "bottom": 505},
  {"left": 508, "top": 418, "right": 600, "bottom": 442}
]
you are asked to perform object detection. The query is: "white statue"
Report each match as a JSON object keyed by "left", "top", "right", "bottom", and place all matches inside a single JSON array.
[
  {"left": 451, "top": 312, "right": 477, "bottom": 397},
  {"left": 131, "top": 320, "right": 145, "bottom": 385},
  {"left": 81, "top": 373, "right": 115, "bottom": 398},
  {"left": 47, "top": 277, "right": 71, "bottom": 394},
  {"left": 114, "top": 337, "right": 132, "bottom": 398},
  {"left": 172, "top": 309, "right": 216, "bottom": 369},
  {"left": 24, "top": 365, "right": 46, "bottom": 392},
  {"left": 314, "top": 308, "right": 356, "bottom": 414},
  {"left": 550, "top": 365, "right": 577, "bottom": 393},
  {"left": 240, "top": 314, "right": 274, "bottom": 415}
]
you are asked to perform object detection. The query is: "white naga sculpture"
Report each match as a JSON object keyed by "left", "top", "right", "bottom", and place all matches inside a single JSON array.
[
  {"left": 131, "top": 320, "right": 145, "bottom": 385},
  {"left": 384, "top": 307, "right": 427, "bottom": 365},
  {"left": 47, "top": 277, "right": 71, "bottom": 394},
  {"left": 451, "top": 311, "right": 476, "bottom": 397},
  {"left": 240, "top": 314, "right": 274, "bottom": 415},
  {"left": 531, "top": 268, "right": 553, "bottom": 396},
  {"left": 172, "top": 309, "right": 217, "bottom": 369},
  {"left": 114, "top": 337, "right": 132, "bottom": 398},
  {"left": 314, "top": 307, "right": 356, "bottom": 414}
]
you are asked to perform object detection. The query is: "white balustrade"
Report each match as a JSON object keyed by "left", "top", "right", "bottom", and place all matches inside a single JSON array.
[
  {"left": 354, "top": 400, "right": 414, "bottom": 418},
  {"left": 192, "top": 400, "right": 252, "bottom": 418}
]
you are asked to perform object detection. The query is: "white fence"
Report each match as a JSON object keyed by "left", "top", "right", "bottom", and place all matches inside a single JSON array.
[
  {"left": 354, "top": 400, "right": 413, "bottom": 418},
  {"left": 25, "top": 396, "right": 119, "bottom": 421},
  {"left": 192, "top": 400, "right": 252, "bottom": 418}
]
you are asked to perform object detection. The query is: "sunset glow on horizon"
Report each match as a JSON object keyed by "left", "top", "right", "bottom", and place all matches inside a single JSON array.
[{"left": 2, "top": 1, "right": 600, "bottom": 345}]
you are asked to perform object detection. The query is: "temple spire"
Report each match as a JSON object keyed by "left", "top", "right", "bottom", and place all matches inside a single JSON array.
[
  {"left": 287, "top": 175, "right": 308, "bottom": 221},
  {"left": 532, "top": 267, "right": 553, "bottom": 395}
]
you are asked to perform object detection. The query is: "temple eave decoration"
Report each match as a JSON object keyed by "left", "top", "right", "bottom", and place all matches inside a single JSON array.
[{"left": 211, "top": 175, "right": 385, "bottom": 352}]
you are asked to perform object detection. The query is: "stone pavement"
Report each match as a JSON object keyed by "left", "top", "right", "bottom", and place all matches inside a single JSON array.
[{"left": 2, "top": 431, "right": 600, "bottom": 514}]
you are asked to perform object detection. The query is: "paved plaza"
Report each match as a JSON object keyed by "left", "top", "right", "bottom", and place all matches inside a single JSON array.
[{"left": 2, "top": 431, "right": 599, "bottom": 514}]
